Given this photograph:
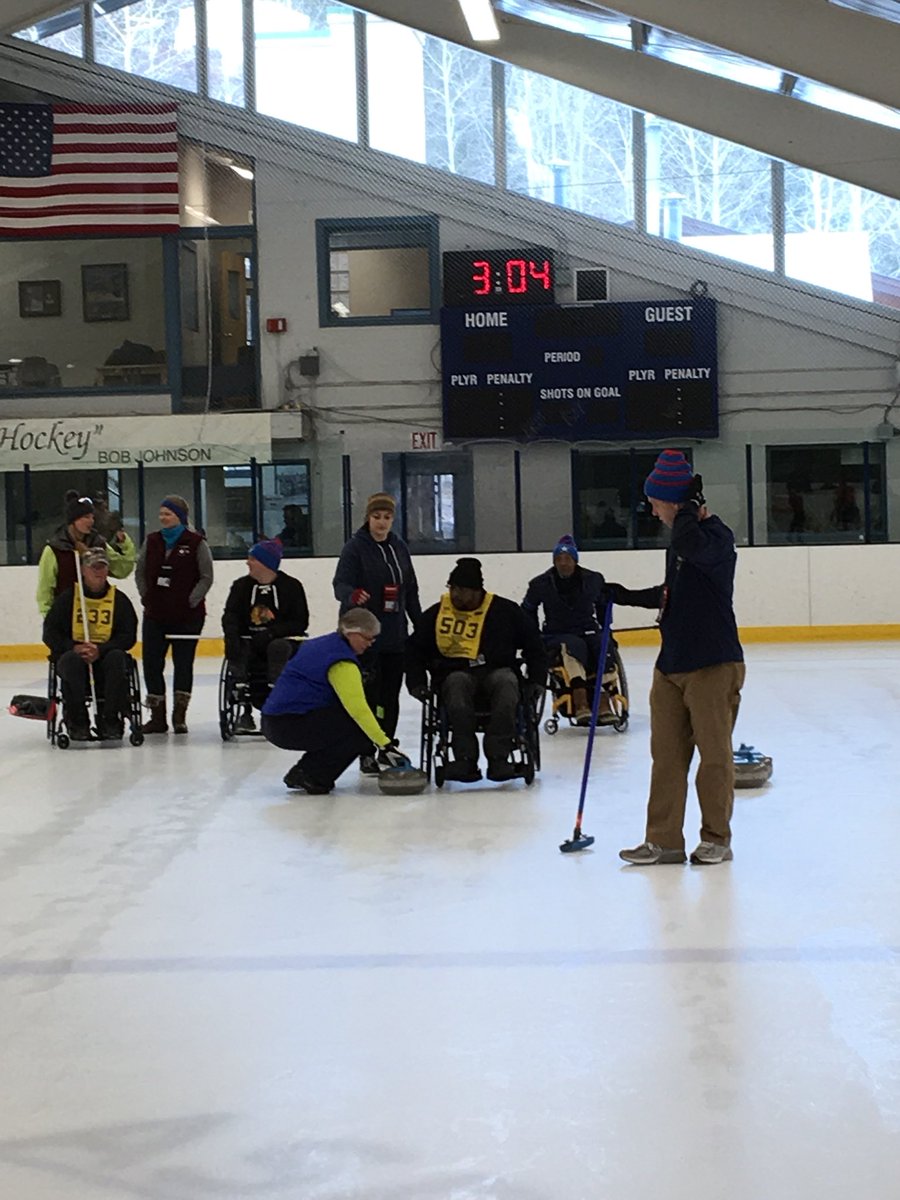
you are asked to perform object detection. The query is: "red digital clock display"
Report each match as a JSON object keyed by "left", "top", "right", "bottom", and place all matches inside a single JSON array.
[{"left": 442, "top": 248, "right": 556, "bottom": 306}]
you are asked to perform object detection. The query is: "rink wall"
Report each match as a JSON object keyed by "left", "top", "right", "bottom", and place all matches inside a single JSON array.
[{"left": 1, "top": 543, "right": 898, "bottom": 661}]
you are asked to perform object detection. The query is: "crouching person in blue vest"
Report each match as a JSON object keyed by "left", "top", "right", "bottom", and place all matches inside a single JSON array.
[{"left": 261, "top": 608, "right": 413, "bottom": 794}]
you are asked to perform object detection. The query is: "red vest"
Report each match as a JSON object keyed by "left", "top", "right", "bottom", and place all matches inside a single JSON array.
[{"left": 142, "top": 529, "right": 206, "bottom": 623}]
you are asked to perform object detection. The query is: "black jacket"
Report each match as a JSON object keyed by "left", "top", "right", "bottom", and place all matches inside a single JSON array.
[
  {"left": 523, "top": 565, "right": 609, "bottom": 635},
  {"left": 655, "top": 509, "right": 743, "bottom": 674},
  {"left": 221, "top": 571, "right": 309, "bottom": 659},
  {"left": 407, "top": 593, "right": 547, "bottom": 692},
  {"left": 523, "top": 564, "right": 663, "bottom": 635},
  {"left": 333, "top": 526, "right": 421, "bottom": 654},
  {"left": 43, "top": 584, "right": 138, "bottom": 658}
]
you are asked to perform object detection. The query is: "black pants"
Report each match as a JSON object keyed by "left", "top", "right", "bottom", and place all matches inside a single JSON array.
[
  {"left": 441, "top": 666, "right": 520, "bottom": 763},
  {"left": 359, "top": 649, "right": 405, "bottom": 741},
  {"left": 228, "top": 638, "right": 296, "bottom": 706},
  {"left": 142, "top": 614, "right": 205, "bottom": 695},
  {"left": 56, "top": 648, "right": 130, "bottom": 722},
  {"left": 262, "top": 706, "right": 372, "bottom": 788}
]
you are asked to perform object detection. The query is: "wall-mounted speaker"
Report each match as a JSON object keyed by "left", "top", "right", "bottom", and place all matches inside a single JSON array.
[{"left": 573, "top": 267, "right": 610, "bottom": 303}]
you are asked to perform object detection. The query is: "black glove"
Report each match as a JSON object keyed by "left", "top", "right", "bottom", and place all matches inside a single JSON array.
[
  {"left": 376, "top": 740, "right": 412, "bottom": 771},
  {"left": 686, "top": 473, "right": 706, "bottom": 509},
  {"left": 408, "top": 682, "right": 430, "bottom": 703}
]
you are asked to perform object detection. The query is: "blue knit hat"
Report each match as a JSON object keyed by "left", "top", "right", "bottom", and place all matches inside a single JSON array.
[
  {"left": 249, "top": 539, "right": 283, "bottom": 573},
  {"left": 644, "top": 449, "right": 693, "bottom": 502},
  {"left": 552, "top": 534, "right": 579, "bottom": 563}
]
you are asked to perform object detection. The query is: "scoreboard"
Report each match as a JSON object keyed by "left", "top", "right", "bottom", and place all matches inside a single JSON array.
[{"left": 440, "top": 299, "right": 718, "bottom": 442}]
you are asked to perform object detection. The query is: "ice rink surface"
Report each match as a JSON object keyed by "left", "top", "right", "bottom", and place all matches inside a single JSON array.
[{"left": 1, "top": 641, "right": 899, "bottom": 1200}]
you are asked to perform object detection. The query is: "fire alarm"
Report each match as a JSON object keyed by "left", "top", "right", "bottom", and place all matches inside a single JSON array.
[{"left": 266, "top": 317, "right": 288, "bottom": 333}]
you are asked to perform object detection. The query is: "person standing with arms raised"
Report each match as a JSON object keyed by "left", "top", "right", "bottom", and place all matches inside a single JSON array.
[
  {"left": 333, "top": 492, "right": 421, "bottom": 773},
  {"left": 136, "top": 495, "right": 213, "bottom": 735}
]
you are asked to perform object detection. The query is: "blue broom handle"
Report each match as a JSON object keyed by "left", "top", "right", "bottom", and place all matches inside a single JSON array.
[{"left": 574, "top": 599, "right": 614, "bottom": 827}]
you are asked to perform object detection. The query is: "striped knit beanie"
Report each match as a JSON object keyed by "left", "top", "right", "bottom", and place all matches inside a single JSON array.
[{"left": 644, "top": 449, "right": 693, "bottom": 502}]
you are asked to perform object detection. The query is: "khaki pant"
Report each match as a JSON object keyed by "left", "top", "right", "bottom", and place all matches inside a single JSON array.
[{"left": 645, "top": 662, "right": 746, "bottom": 850}]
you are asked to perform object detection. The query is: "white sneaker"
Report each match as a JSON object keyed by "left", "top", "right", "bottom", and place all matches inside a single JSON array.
[{"left": 690, "top": 841, "right": 733, "bottom": 864}]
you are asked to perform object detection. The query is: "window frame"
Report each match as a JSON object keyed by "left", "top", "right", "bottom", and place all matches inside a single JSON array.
[{"left": 315, "top": 215, "right": 440, "bottom": 327}]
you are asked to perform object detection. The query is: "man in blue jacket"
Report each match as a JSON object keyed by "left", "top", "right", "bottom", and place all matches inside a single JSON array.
[{"left": 619, "top": 450, "right": 745, "bottom": 867}]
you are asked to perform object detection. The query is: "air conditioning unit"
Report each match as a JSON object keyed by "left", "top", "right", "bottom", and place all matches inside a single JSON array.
[{"left": 573, "top": 267, "right": 610, "bottom": 303}]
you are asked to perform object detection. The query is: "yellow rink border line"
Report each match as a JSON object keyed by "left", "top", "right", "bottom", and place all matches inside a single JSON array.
[{"left": 3, "top": 625, "right": 900, "bottom": 663}]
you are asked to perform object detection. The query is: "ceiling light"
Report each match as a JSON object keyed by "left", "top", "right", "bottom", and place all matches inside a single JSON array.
[
  {"left": 229, "top": 164, "right": 254, "bottom": 181},
  {"left": 458, "top": 0, "right": 500, "bottom": 41}
]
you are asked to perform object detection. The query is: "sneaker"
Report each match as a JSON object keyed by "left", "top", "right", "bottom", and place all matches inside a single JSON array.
[
  {"left": 690, "top": 841, "right": 733, "bottom": 865},
  {"left": 235, "top": 707, "right": 257, "bottom": 734},
  {"left": 283, "top": 763, "right": 332, "bottom": 794},
  {"left": 442, "top": 759, "right": 483, "bottom": 783},
  {"left": 487, "top": 758, "right": 517, "bottom": 782},
  {"left": 359, "top": 754, "right": 379, "bottom": 776},
  {"left": 619, "top": 842, "right": 687, "bottom": 865}
]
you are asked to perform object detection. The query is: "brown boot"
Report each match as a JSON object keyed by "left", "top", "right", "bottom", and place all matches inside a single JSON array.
[
  {"left": 141, "top": 694, "right": 168, "bottom": 734},
  {"left": 172, "top": 690, "right": 191, "bottom": 734},
  {"left": 571, "top": 685, "right": 591, "bottom": 724}
]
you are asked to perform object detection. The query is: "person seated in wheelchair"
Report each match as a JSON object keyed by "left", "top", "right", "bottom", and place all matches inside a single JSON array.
[
  {"left": 261, "top": 608, "right": 413, "bottom": 794},
  {"left": 407, "top": 557, "right": 546, "bottom": 783},
  {"left": 42, "top": 546, "right": 138, "bottom": 741},
  {"left": 521, "top": 534, "right": 647, "bottom": 726},
  {"left": 222, "top": 540, "right": 310, "bottom": 733}
]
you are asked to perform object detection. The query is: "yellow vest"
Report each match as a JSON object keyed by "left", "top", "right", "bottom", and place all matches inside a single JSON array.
[
  {"left": 72, "top": 584, "right": 116, "bottom": 644},
  {"left": 435, "top": 592, "right": 494, "bottom": 660}
]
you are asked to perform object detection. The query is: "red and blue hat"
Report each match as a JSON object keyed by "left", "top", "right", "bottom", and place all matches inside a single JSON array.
[{"left": 644, "top": 449, "right": 693, "bottom": 502}]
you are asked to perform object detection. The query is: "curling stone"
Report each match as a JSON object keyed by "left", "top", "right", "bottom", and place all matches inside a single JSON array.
[
  {"left": 733, "top": 743, "right": 773, "bottom": 788},
  {"left": 376, "top": 766, "right": 429, "bottom": 796}
]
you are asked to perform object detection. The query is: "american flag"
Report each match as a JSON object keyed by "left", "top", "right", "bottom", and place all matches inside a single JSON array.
[{"left": 0, "top": 102, "right": 179, "bottom": 236}]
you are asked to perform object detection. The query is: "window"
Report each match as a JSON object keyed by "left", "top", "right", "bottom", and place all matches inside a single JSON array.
[
  {"left": 316, "top": 217, "right": 439, "bottom": 326},
  {"left": 784, "top": 166, "right": 900, "bottom": 300},
  {"left": 179, "top": 142, "right": 255, "bottom": 228},
  {"left": 207, "top": 0, "right": 245, "bottom": 106},
  {"left": 366, "top": 15, "right": 494, "bottom": 185},
  {"left": 259, "top": 463, "right": 312, "bottom": 554},
  {"left": 254, "top": 0, "right": 357, "bottom": 142},
  {"left": 506, "top": 66, "right": 634, "bottom": 226},
  {"left": 14, "top": 6, "right": 83, "bottom": 55},
  {"left": 765, "top": 444, "right": 885, "bottom": 544},
  {"left": 94, "top": 0, "right": 197, "bottom": 92},
  {"left": 649, "top": 117, "right": 773, "bottom": 267},
  {"left": 383, "top": 452, "right": 474, "bottom": 554},
  {"left": 2, "top": 236, "right": 166, "bottom": 392},
  {"left": 573, "top": 448, "right": 692, "bottom": 549}
]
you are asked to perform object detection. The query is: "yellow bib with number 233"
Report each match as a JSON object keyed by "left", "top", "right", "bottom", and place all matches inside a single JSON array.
[
  {"left": 435, "top": 592, "right": 494, "bottom": 661},
  {"left": 72, "top": 585, "right": 116, "bottom": 644}
]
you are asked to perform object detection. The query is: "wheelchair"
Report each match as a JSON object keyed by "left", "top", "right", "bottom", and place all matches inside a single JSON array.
[
  {"left": 418, "top": 670, "right": 542, "bottom": 787},
  {"left": 46, "top": 653, "right": 144, "bottom": 749},
  {"left": 543, "top": 641, "right": 629, "bottom": 735},
  {"left": 218, "top": 635, "right": 304, "bottom": 742}
]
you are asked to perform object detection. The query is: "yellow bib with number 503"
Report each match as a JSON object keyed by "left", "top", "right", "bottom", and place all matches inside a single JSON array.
[
  {"left": 434, "top": 592, "right": 494, "bottom": 660},
  {"left": 72, "top": 584, "right": 116, "bottom": 644}
]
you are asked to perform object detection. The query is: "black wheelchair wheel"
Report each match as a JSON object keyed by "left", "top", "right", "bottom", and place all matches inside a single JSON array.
[
  {"left": 56, "top": 732, "right": 70, "bottom": 749},
  {"left": 543, "top": 717, "right": 558, "bottom": 735},
  {"left": 130, "top": 731, "right": 144, "bottom": 747},
  {"left": 434, "top": 764, "right": 445, "bottom": 789}
]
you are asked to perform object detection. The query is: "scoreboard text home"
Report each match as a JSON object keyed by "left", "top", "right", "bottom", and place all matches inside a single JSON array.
[{"left": 440, "top": 300, "right": 718, "bottom": 442}]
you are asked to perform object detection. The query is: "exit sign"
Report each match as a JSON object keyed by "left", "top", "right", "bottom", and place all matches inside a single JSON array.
[{"left": 411, "top": 431, "right": 439, "bottom": 450}]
